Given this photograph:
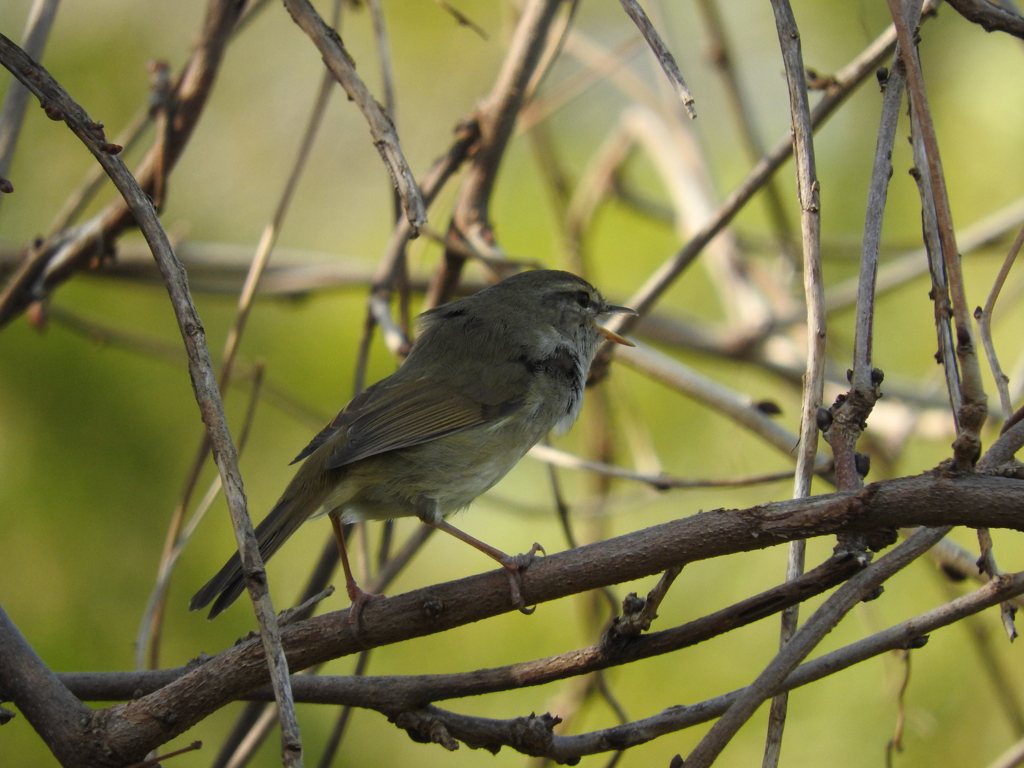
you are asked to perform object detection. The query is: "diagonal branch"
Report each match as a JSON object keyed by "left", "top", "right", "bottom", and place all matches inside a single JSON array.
[
  {"left": 686, "top": 525, "right": 949, "bottom": 768},
  {"left": 617, "top": 0, "right": 696, "bottom": 117},
  {"left": 429, "top": 0, "right": 567, "bottom": 303},
  {"left": 0, "top": 604, "right": 93, "bottom": 767},
  {"left": 282, "top": 0, "right": 426, "bottom": 230},
  {"left": 0, "top": 29, "right": 303, "bottom": 768}
]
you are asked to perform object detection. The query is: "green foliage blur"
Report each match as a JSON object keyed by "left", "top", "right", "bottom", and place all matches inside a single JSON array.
[{"left": 2, "top": 0, "right": 1024, "bottom": 766}]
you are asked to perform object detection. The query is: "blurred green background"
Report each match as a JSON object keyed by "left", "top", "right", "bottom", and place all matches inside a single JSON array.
[{"left": 2, "top": 0, "right": 1024, "bottom": 766}]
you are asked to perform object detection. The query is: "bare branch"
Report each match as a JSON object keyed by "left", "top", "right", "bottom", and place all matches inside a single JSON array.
[
  {"left": 0, "top": 0, "right": 60, "bottom": 199},
  {"left": 0, "top": 605, "right": 93, "bottom": 767},
  {"left": 282, "top": 0, "right": 426, "bottom": 231},
  {"left": 889, "top": 0, "right": 989, "bottom": 463},
  {"left": 946, "top": 0, "right": 1024, "bottom": 39},
  {"left": 0, "top": 0, "right": 247, "bottom": 328},
  {"left": 0, "top": 30, "right": 304, "bottom": 766},
  {"left": 764, "top": 0, "right": 824, "bottom": 760},
  {"left": 686, "top": 526, "right": 948, "bottom": 768},
  {"left": 977, "top": 223, "right": 1024, "bottom": 421},
  {"left": 616, "top": 0, "right": 696, "bottom": 117}
]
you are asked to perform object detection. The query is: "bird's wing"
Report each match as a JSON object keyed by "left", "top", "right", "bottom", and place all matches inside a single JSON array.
[{"left": 291, "top": 359, "right": 532, "bottom": 469}]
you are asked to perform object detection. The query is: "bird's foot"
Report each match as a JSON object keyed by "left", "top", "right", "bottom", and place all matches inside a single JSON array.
[
  {"left": 501, "top": 542, "right": 545, "bottom": 614},
  {"left": 346, "top": 582, "right": 386, "bottom": 632}
]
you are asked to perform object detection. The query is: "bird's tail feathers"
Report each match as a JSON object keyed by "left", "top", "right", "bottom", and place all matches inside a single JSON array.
[{"left": 189, "top": 494, "right": 310, "bottom": 619}]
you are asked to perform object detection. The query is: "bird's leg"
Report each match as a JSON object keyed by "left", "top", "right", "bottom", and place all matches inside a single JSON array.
[
  {"left": 428, "top": 517, "right": 544, "bottom": 614},
  {"left": 329, "top": 513, "right": 384, "bottom": 629}
]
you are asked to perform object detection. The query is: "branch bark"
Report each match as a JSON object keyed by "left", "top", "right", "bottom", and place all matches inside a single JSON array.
[{"left": 4, "top": 471, "right": 1023, "bottom": 764}]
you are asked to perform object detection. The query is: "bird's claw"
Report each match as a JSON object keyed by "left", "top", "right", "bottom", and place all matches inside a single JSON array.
[
  {"left": 502, "top": 542, "right": 545, "bottom": 614},
  {"left": 346, "top": 583, "right": 386, "bottom": 633}
]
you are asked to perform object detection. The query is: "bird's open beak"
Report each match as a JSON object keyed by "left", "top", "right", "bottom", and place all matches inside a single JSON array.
[
  {"left": 598, "top": 304, "right": 638, "bottom": 346},
  {"left": 598, "top": 325, "right": 634, "bottom": 346}
]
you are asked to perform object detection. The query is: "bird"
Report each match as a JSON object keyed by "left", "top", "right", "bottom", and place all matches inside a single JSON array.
[{"left": 190, "top": 268, "right": 636, "bottom": 625}]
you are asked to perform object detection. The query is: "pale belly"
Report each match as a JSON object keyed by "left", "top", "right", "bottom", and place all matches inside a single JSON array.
[{"left": 322, "top": 418, "right": 543, "bottom": 525}]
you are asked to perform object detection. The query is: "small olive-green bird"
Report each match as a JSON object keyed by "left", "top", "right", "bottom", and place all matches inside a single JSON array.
[{"left": 190, "top": 269, "right": 635, "bottom": 622}]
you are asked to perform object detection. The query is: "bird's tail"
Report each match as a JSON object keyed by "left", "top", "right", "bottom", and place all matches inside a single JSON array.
[{"left": 189, "top": 494, "right": 311, "bottom": 619}]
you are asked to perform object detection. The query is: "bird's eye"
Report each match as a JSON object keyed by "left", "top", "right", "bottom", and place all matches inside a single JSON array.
[{"left": 575, "top": 290, "right": 591, "bottom": 309}]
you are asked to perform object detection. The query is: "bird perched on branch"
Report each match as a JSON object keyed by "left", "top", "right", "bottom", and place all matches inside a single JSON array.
[{"left": 191, "top": 269, "right": 636, "bottom": 626}]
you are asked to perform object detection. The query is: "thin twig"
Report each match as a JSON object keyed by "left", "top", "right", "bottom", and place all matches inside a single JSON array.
[
  {"left": 0, "top": 0, "right": 60, "bottom": 202},
  {"left": 977, "top": 223, "right": 1024, "bottom": 421},
  {"left": 888, "top": 0, "right": 988, "bottom": 461},
  {"left": 124, "top": 741, "right": 202, "bottom": 768},
  {"left": 884, "top": 650, "right": 910, "bottom": 766},
  {"left": 617, "top": 342, "right": 833, "bottom": 472},
  {"left": 764, "top": 1, "right": 823, "bottom": 762},
  {"left": 616, "top": 0, "right": 696, "bottom": 117},
  {"left": 527, "top": 443, "right": 803, "bottom": 488},
  {"left": 281, "top": 0, "right": 426, "bottom": 230},
  {"left": 428, "top": 0, "right": 489, "bottom": 39}
]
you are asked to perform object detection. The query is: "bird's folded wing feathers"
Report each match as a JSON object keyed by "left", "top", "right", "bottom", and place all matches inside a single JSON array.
[{"left": 291, "top": 360, "right": 532, "bottom": 470}]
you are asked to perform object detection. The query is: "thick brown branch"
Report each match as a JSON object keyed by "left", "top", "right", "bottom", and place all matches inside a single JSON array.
[
  {"left": 12, "top": 471, "right": 1021, "bottom": 763},
  {"left": 53, "top": 554, "right": 863, "bottom": 707},
  {"left": 396, "top": 569, "right": 1024, "bottom": 762},
  {"left": 0, "top": 605, "right": 94, "bottom": 768}
]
